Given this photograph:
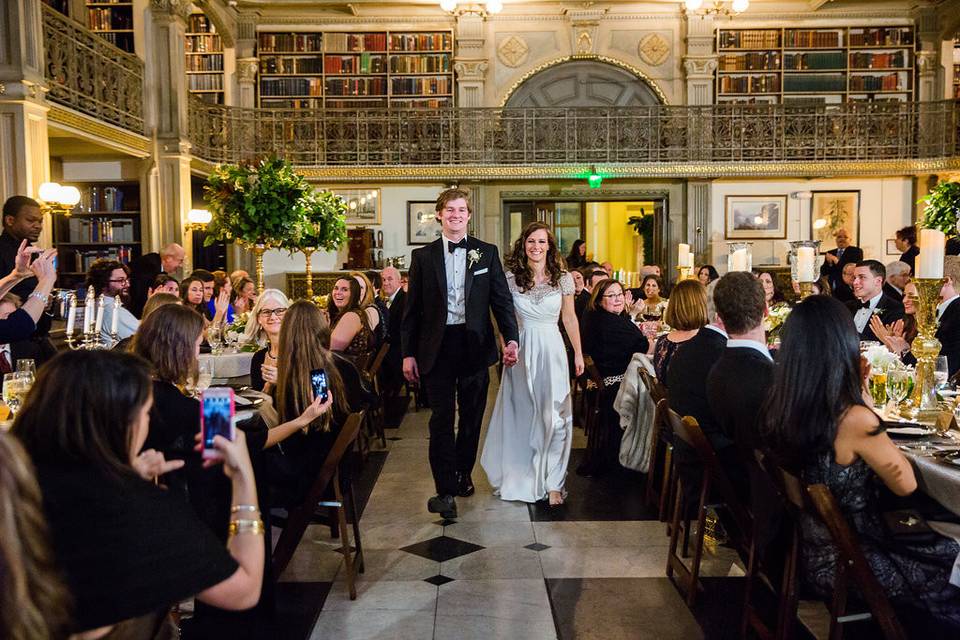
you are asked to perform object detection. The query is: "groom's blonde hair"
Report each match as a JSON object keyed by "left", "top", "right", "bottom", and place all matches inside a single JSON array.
[{"left": 435, "top": 188, "right": 472, "bottom": 219}]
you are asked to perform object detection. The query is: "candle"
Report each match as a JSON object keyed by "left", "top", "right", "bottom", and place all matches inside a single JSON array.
[
  {"left": 731, "top": 249, "right": 748, "bottom": 272},
  {"left": 84, "top": 286, "right": 95, "bottom": 334},
  {"left": 917, "top": 228, "right": 946, "bottom": 279},
  {"left": 797, "top": 246, "right": 816, "bottom": 282},
  {"left": 65, "top": 295, "right": 76, "bottom": 336},
  {"left": 678, "top": 243, "right": 690, "bottom": 268},
  {"left": 684, "top": 254, "right": 695, "bottom": 269},
  {"left": 111, "top": 296, "right": 120, "bottom": 336},
  {"left": 94, "top": 296, "right": 104, "bottom": 335}
]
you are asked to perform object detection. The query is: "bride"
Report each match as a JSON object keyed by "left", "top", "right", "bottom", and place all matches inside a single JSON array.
[{"left": 480, "top": 222, "right": 584, "bottom": 506}]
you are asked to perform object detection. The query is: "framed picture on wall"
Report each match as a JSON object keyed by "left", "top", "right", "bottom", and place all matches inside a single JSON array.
[
  {"left": 810, "top": 190, "right": 860, "bottom": 249},
  {"left": 886, "top": 239, "right": 900, "bottom": 255},
  {"left": 724, "top": 195, "right": 788, "bottom": 239},
  {"left": 332, "top": 187, "right": 381, "bottom": 225},
  {"left": 407, "top": 201, "right": 441, "bottom": 245}
]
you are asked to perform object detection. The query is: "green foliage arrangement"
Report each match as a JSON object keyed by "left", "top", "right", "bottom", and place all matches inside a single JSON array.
[
  {"left": 918, "top": 181, "right": 960, "bottom": 238},
  {"left": 627, "top": 212, "right": 655, "bottom": 263},
  {"left": 285, "top": 189, "right": 349, "bottom": 252},
  {"left": 202, "top": 157, "right": 312, "bottom": 247}
]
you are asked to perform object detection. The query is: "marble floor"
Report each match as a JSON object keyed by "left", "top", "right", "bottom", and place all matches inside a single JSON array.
[{"left": 273, "top": 386, "right": 787, "bottom": 640}]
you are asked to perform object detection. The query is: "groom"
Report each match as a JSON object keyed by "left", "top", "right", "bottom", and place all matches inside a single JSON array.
[{"left": 401, "top": 188, "right": 519, "bottom": 519}]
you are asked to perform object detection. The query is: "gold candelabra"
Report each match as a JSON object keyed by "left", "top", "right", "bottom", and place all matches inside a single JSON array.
[
  {"left": 798, "top": 281, "right": 814, "bottom": 300},
  {"left": 908, "top": 278, "right": 943, "bottom": 419},
  {"left": 676, "top": 265, "right": 694, "bottom": 281}
]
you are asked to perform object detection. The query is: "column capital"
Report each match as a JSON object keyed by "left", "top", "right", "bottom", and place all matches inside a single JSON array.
[
  {"left": 683, "top": 56, "right": 718, "bottom": 78},
  {"left": 237, "top": 58, "right": 259, "bottom": 84},
  {"left": 150, "top": 0, "right": 192, "bottom": 22},
  {"left": 453, "top": 60, "right": 488, "bottom": 82}
]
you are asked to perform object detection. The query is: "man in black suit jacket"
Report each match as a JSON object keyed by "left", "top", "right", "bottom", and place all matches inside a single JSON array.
[
  {"left": 401, "top": 189, "right": 519, "bottom": 519},
  {"left": 820, "top": 228, "right": 864, "bottom": 293},
  {"left": 882, "top": 260, "right": 910, "bottom": 303},
  {"left": 379, "top": 266, "right": 406, "bottom": 397},
  {"left": 128, "top": 243, "right": 185, "bottom": 318},
  {"left": 846, "top": 260, "right": 904, "bottom": 343},
  {"left": 937, "top": 257, "right": 960, "bottom": 378}
]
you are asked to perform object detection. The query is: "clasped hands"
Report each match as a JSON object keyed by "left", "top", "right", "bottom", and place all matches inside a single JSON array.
[
  {"left": 402, "top": 340, "right": 519, "bottom": 385},
  {"left": 869, "top": 315, "right": 910, "bottom": 356}
]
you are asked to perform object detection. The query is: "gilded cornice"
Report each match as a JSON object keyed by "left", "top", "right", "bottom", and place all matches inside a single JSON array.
[
  {"left": 190, "top": 158, "right": 960, "bottom": 182},
  {"left": 48, "top": 106, "right": 151, "bottom": 157}
]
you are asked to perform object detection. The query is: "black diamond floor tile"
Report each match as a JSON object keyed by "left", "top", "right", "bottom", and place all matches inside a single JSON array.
[
  {"left": 423, "top": 574, "right": 456, "bottom": 586},
  {"left": 524, "top": 542, "right": 551, "bottom": 552},
  {"left": 400, "top": 535, "right": 485, "bottom": 563}
]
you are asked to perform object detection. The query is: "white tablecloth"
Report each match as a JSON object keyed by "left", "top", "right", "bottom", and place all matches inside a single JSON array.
[
  {"left": 199, "top": 351, "right": 255, "bottom": 380},
  {"left": 904, "top": 450, "right": 960, "bottom": 516}
]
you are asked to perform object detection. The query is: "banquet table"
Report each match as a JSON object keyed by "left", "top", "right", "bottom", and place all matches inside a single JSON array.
[
  {"left": 199, "top": 351, "right": 254, "bottom": 383},
  {"left": 902, "top": 447, "right": 960, "bottom": 516}
]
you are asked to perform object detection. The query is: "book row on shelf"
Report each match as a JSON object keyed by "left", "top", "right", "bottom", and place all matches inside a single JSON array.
[
  {"left": 783, "top": 74, "right": 846, "bottom": 92},
  {"left": 188, "top": 74, "right": 224, "bottom": 91},
  {"left": 719, "top": 26, "right": 913, "bottom": 50},
  {"left": 783, "top": 30, "right": 842, "bottom": 48},
  {"left": 258, "top": 33, "right": 322, "bottom": 53},
  {"left": 849, "top": 27, "right": 913, "bottom": 47},
  {"left": 68, "top": 247, "right": 136, "bottom": 274},
  {"left": 391, "top": 76, "right": 451, "bottom": 95},
  {"left": 719, "top": 30, "right": 781, "bottom": 50},
  {"left": 849, "top": 51, "right": 907, "bottom": 69},
  {"left": 260, "top": 78, "right": 323, "bottom": 97},
  {"left": 87, "top": 8, "right": 132, "bottom": 31},
  {"left": 324, "top": 32, "right": 388, "bottom": 52},
  {"left": 96, "top": 32, "right": 133, "bottom": 51},
  {"left": 67, "top": 219, "right": 136, "bottom": 244},
  {"left": 784, "top": 51, "right": 845, "bottom": 70},
  {"left": 719, "top": 52, "right": 780, "bottom": 71},
  {"left": 185, "top": 34, "right": 222, "bottom": 53},
  {"left": 260, "top": 56, "right": 324, "bottom": 75},
  {"left": 391, "top": 54, "right": 451, "bottom": 74},
  {"left": 719, "top": 75, "right": 780, "bottom": 94},
  {"left": 325, "top": 77, "right": 387, "bottom": 96},
  {"left": 187, "top": 56, "right": 223, "bottom": 72},
  {"left": 325, "top": 54, "right": 387, "bottom": 75},
  {"left": 187, "top": 14, "right": 214, "bottom": 33},
  {"left": 79, "top": 186, "right": 131, "bottom": 213},
  {"left": 390, "top": 33, "right": 453, "bottom": 52},
  {"left": 849, "top": 73, "right": 905, "bottom": 91}
]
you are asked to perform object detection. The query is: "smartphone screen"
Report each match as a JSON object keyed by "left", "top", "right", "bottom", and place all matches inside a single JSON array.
[
  {"left": 310, "top": 368, "right": 328, "bottom": 403},
  {"left": 201, "top": 388, "right": 235, "bottom": 459}
]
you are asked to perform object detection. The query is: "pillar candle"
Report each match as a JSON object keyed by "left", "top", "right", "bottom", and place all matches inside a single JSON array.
[
  {"left": 678, "top": 243, "right": 690, "bottom": 268},
  {"left": 94, "top": 297, "right": 104, "bottom": 335},
  {"left": 684, "top": 254, "right": 695, "bottom": 269},
  {"left": 111, "top": 297, "right": 120, "bottom": 335},
  {"left": 65, "top": 296, "right": 76, "bottom": 336},
  {"left": 917, "top": 228, "right": 946, "bottom": 279},
  {"left": 796, "top": 246, "right": 816, "bottom": 282},
  {"left": 731, "top": 249, "right": 748, "bottom": 272},
  {"left": 84, "top": 286, "right": 95, "bottom": 334}
]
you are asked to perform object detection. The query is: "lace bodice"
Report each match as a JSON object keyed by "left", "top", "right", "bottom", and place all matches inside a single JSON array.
[{"left": 506, "top": 272, "right": 574, "bottom": 305}]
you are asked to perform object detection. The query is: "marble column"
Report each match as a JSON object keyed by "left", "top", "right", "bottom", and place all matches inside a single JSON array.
[
  {"left": 682, "top": 16, "right": 716, "bottom": 265},
  {"left": 454, "top": 13, "right": 486, "bottom": 107},
  {"left": 686, "top": 181, "right": 711, "bottom": 261}
]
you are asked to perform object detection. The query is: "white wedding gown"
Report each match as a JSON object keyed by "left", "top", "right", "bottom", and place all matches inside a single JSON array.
[{"left": 481, "top": 272, "right": 574, "bottom": 503}]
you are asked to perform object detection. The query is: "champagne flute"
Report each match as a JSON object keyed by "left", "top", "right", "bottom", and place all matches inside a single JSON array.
[
  {"left": 935, "top": 356, "right": 950, "bottom": 390},
  {"left": 886, "top": 369, "right": 910, "bottom": 412},
  {"left": 196, "top": 358, "right": 214, "bottom": 394},
  {"left": 3, "top": 373, "right": 21, "bottom": 415}
]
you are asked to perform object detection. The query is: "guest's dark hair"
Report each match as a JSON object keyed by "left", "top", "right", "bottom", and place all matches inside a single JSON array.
[
  {"left": 2, "top": 196, "right": 40, "bottom": 224},
  {"left": 131, "top": 304, "right": 203, "bottom": 388},
  {"left": 179, "top": 276, "right": 205, "bottom": 314},
  {"left": 588, "top": 278, "right": 622, "bottom": 311},
  {"left": 757, "top": 271, "right": 785, "bottom": 304},
  {"left": 327, "top": 277, "right": 362, "bottom": 325},
  {"left": 507, "top": 222, "right": 565, "bottom": 292},
  {"left": 895, "top": 225, "right": 917, "bottom": 246},
  {"left": 856, "top": 260, "right": 886, "bottom": 280},
  {"left": 760, "top": 296, "right": 874, "bottom": 468},
  {"left": 697, "top": 264, "right": 720, "bottom": 283},
  {"left": 814, "top": 276, "right": 832, "bottom": 296},
  {"left": 715, "top": 272, "right": 765, "bottom": 335},
  {"left": 640, "top": 274, "right": 663, "bottom": 299},
  {"left": 587, "top": 269, "right": 608, "bottom": 285},
  {"left": 190, "top": 268, "right": 215, "bottom": 283},
  {"left": 150, "top": 273, "right": 178, "bottom": 292},
  {"left": 85, "top": 259, "right": 127, "bottom": 296},
  {"left": 565, "top": 239, "right": 586, "bottom": 268},
  {"left": 12, "top": 350, "right": 153, "bottom": 482}
]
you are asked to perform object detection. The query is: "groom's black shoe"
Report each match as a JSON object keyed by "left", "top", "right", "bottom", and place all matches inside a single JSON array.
[
  {"left": 456, "top": 473, "right": 475, "bottom": 497},
  {"left": 427, "top": 495, "right": 458, "bottom": 519}
]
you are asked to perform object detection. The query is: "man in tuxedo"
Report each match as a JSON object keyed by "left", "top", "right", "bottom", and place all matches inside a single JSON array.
[
  {"left": 128, "top": 243, "right": 184, "bottom": 318},
  {"left": 401, "top": 188, "right": 519, "bottom": 519},
  {"left": 846, "top": 260, "right": 904, "bottom": 343},
  {"left": 831, "top": 262, "right": 857, "bottom": 303},
  {"left": 883, "top": 261, "right": 910, "bottom": 302},
  {"left": 936, "top": 257, "right": 960, "bottom": 378},
  {"left": 379, "top": 266, "right": 406, "bottom": 398},
  {"left": 820, "top": 228, "right": 863, "bottom": 293}
]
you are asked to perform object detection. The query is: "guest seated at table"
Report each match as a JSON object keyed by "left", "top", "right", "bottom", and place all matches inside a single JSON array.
[
  {"left": 180, "top": 275, "right": 206, "bottom": 316},
  {"left": 883, "top": 261, "right": 910, "bottom": 303},
  {"left": 207, "top": 274, "right": 234, "bottom": 325},
  {"left": 191, "top": 269, "right": 216, "bottom": 314},
  {"left": 848, "top": 260, "right": 905, "bottom": 343},
  {"left": 0, "top": 432, "right": 72, "bottom": 640},
  {"left": 0, "top": 292, "right": 57, "bottom": 367},
  {"left": 231, "top": 276, "right": 256, "bottom": 315},
  {"left": 245, "top": 289, "right": 290, "bottom": 393},
  {"left": 575, "top": 268, "right": 606, "bottom": 319},
  {"left": 697, "top": 264, "right": 720, "bottom": 287},
  {"left": 149, "top": 273, "right": 180, "bottom": 297},
  {"left": 832, "top": 261, "right": 857, "bottom": 304},
  {"left": 652, "top": 279, "right": 707, "bottom": 381},
  {"left": 86, "top": 258, "right": 140, "bottom": 343},
  {"left": 579, "top": 278, "right": 649, "bottom": 475},
  {"left": 353, "top": 270, "right": 388, "bottom": 350},
  {"left": 870, "top": 281, "right": 918, "bottom": 361},
  {"left": 633, "top": 274, "right": 668, "bottom": 322},
  {"left": 761, "top": 295, "right": 960, "bottom": 632},
  {"left": 758, "top": 271, "right": 785, "bottom": 308},
  {"left": 13, "top": 350, "right": 265, "bottom": 636},
  {"left": 328, "top": 276, "right": 380, "bottom": 366},
  {"left": 380, "top": 266, "right": 406, "bottom": 397}
]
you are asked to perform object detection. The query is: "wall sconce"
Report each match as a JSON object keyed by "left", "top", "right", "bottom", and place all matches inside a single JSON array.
[
  {"left": 186, "top": 208, "right": 212, "bottom": 231},
  {"left": 682, "top": 0, "right": 749, "bottom": 18},
  {"left": 440, "top": 0, "right": 502, "bottom": 17},
  {"left": 38, "top": 182, "right": 81, "bottom": 216}
]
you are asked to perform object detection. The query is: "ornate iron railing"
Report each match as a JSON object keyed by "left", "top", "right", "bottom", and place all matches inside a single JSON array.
[
  {"left": 42, "top": 5, "right": 144, "bottom": 133},
  {"left": 189, "top": 97, "right": 960, "bottom": 168}
]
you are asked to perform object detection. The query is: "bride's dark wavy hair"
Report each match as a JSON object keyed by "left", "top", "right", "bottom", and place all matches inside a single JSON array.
[{"left": 506, "top": 222, "right": 566, "bottom": 293}]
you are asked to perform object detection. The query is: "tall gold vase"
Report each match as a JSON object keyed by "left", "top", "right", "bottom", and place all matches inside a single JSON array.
[
  {"left": 251, "top": 244, "right": 268, "bottom": 294},
  {"left": 908, "top": 278, "right": 943, "bottom": 419},
  {"left": 302, "top": 247, "right": 316, "bottom": 299}
]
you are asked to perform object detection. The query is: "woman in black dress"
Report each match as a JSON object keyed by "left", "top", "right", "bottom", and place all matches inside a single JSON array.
[
  {"left": 652, "top": 279, "right": 707, "bottom": 382},
  {"left": 762, "top": 295, "right": 960, "bottom": 633},
  {"left": 565, "top": 239, "right": 587, "bottom": 270}
]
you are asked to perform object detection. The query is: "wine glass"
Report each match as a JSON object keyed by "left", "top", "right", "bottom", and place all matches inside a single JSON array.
[
  {"left": 886, "top": 369, "right": 910, "bottom": 411},
  {"left": 935, "top": 356, "right": 950, "bottom": 390},
  {"left": 196, "top": 359, "right": 214, "bottom": 394},
  {"left": 208, "top": 324, "right": 224, "bottom": 356},
  {"left": 224, "top": 323, "right": 239, "bottom": 353},
  {"left": 3, "top": 373, "right": 22, "bottom": 415}
]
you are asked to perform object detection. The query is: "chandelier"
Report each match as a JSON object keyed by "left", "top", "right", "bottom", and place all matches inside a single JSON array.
[
  {"left": 682, "top": 0, "right": 750, "bottom": 17},
  {"left": 440, "top": 0, "right": 503, "bottom": 16}
]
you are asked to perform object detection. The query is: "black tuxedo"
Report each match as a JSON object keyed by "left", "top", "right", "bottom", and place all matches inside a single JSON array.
[
  {"left": 832, "top": 281, "right": 856, "bottom": 304},
  {"left": 845, "top": 293, "right": 904, "bottom": 343},
  {"left": 937, "top": 298, "right": 960, "bottom": 377},
  {"left": 7, "top": 337, "right": 56, "bottom": 369},
  {"left": 820, "top": 245, "right": 863, "bottom": 292},
  {"left": 381, "top": 289, "right": 406, "bottom": 395},
  {"left": 128, "top": 252, "right": 163, "bottom": 319},
  {"left": 400, "top": 236, "right": 518, "bottom": 497},
  {"left": 883, "top": 282, "right": 904, "bottom": 303},
  {"left": 707, "top": 346, "right": 774, "bottom": 454},
  {"left": 574, "top": 289, "right": 591, "bottom": 319}
]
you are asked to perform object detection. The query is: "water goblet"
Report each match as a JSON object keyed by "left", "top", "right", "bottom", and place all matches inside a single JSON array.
[
  {"left": 16, "top": 359, "right": 35, "bottom": 386},
  {"left": 3, "top": 373, "right": 21, "bottom": 415},
  {"left": 935, "top": 356, "right": 950, "bottom": 390},
  {"left": 886, "top": 369, "right": 910, "bottom": 414},
  {"left": 196, "top": 358, "right": 214, "bottom": 394},
  {"left": 208, "top": 324, "right": 224, "bottom": 356}
]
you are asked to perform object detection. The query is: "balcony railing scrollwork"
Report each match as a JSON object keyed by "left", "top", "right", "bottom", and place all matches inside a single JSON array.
[
  {"left": 189, "top": 97, "right": 960, "bottom": 169},
  {"left": 42, "top": 5, "right": 144, "bottom": 133}
]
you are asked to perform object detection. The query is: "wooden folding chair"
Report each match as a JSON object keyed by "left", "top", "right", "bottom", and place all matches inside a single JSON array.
[
  {"left": 363, "top": 342, "right": 390, "bottom": 449},
  {"left": 638, "top": 368, "right": 671, "bottom": 518},
  {"left": 774, "top": 466, "right": 908, "bottom": 640},
  {"left": 272, "top": 411, "right": 366, "bottom": 600},
  {"left": 575, "top": 356, "right": 606, "bottom": 474}
]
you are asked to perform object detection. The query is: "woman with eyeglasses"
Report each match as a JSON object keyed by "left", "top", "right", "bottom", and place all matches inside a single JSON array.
[{"left": 245, "top": 289, "right": 290, "bottom": 393}]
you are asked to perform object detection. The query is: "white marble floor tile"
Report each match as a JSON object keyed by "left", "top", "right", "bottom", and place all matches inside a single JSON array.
[
  {"left": 442, "top": 521, "right": 536, "bottom": 547},
  {"left": 434, "top": 579, "right": 557, "bottom": 640},
  {"left": 321, "top": 579, "right": 438, "bottom": 612},
  {"left": 440, "top": 546, "right": 544, "bottom": 580},
  {"left": 334, "top": 549, "right": 440, "bottom": 583},
  {"left": 538, "top": 546, "right": 672, "bottom": 579},
  {"left": 533, "top": 520, "right": 668, "bottom": 548},
  {"left": 308, "top": 609, "right": 435, "bottom": 640},
  {"left": 361, "top": 521, "right": 444, "bottom": 549}
]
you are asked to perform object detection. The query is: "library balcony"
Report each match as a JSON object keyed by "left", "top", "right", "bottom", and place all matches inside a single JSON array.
[{"left": 188, "top": 97, "right": 960, "bottom": 178}]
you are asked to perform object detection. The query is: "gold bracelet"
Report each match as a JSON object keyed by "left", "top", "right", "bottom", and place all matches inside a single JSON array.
[
  {"left": 230, "top": 504, "right": 259, "bottom": 514},
  {"left": 228, "top": 519, "right": 265, "bottom": 537}
]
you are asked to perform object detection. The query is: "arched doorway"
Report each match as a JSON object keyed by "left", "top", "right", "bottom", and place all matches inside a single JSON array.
[{"left": 504, "top": 59, "right": 664, "bottom": 108}]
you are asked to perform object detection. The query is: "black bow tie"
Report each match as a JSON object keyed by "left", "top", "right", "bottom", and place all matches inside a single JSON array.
[
  {"left": 860, "top": 301, "right": 871, "bottom": 310},
  {"left": 448, "top": 238, "right": 468, "bottom": 253}
]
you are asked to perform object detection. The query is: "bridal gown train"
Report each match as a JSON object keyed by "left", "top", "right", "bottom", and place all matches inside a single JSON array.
[{"left": 480, "top": 271, "right": 575, "bottom": 503}]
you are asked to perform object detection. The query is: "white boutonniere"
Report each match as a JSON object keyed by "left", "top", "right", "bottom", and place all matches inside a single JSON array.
[
  {"left": 872, "top": 307, "right": 885, "bottom": 317},
  {"left": 468, "top": 248, "right": 482, "bottom": 269}
]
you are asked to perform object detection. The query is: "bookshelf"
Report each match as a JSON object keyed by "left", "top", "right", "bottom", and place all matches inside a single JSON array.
[
  {"left": 85, "top": 1, "right": 134, "bottom": 53},
  {"left": 185, "top": 13, "right": 224, "bottom": 105},
  {"left": 716, "top": 26, "right": 915, "bottom": 104},
  {"left": 953, "top": 39, "right": 960, "bottom": 100},
  {"left": 256, "top": 30, "right": 454, "bottom": 109},
  {"left": 53, "top": 182, "right": 142, "bottom": 289}
]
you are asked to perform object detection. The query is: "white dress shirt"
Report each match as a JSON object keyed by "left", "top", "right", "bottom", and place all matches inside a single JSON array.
[
  {"left": 442, "top": 234, "right": 468, "bottom": 325},
  {"left": 385, "top": 289, "right": 400, "bottom": 309},
  {"left": 938, "top": 295, "right": 959, "bottom": 321},
  {"left": 726, "top": 339, "right": 773, "bottom": 362},
  {"left": 100, "top": 296, "right": 140, "bottom": 342},
  {"left": 854, "top": 291, "right": 883, "bottom": 334},
  {"left": 704, "top": 324, "right": 728, "bottom": 339}
]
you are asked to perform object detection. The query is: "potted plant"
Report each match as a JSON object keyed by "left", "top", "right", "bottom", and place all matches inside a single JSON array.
[
  {"left": 918, "top": 180, "right": 960, "bottom": 238},
  {"left": 284, "top": 188, "right": 348, "bottom": 299},
  {"left": 203, "top": 157, "right": 313, "bottom": 291}
]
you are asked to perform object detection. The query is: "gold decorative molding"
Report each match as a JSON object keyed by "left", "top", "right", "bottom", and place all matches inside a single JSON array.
[
  {"left": 638, "top": 33, "right": 670, "bottom": 67},
  {"left": 48, "top": 105, "right": 151, "bottom": 157},
  {"left": 498, "top": 54, "right": 669, "bottom": 107},
  {"left": 497, "top": 35, "right": 529, "bottom": 68}
]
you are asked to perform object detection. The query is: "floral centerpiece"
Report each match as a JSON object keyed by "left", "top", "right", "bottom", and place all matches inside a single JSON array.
[
  {"left": 863, "top": 344, "right": 903, "bottom": 407},
  {"left": 225, "top": 311, "right": 258, "bottom": 352},
  {"left": 203, "top": 157, "right": 315, "bottom": 292},
  {"left": 282, "top": 188, "right": 348, "bottom": 299},
  {"left": 763, "top": 303, "right": 791, "bottom": 346}
]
